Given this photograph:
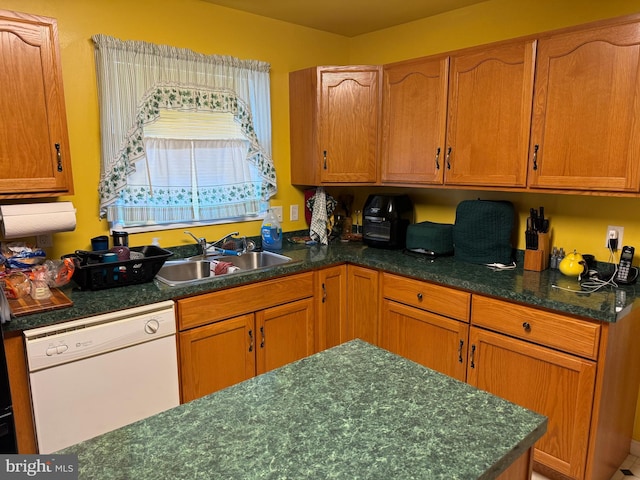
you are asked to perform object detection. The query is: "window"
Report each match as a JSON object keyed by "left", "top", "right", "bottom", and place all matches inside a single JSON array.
[{"left": 92, "top": 35, "right": 276, "bottom": 231}]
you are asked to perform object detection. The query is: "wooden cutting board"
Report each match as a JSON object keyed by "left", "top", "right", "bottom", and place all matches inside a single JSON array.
[{"left": 8, "top": 288, "right": 73, "bottom": 317}]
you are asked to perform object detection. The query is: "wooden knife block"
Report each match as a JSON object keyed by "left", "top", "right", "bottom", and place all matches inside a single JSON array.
[{"left": 524, "top": 233, "right": 550, "bottom": 271}]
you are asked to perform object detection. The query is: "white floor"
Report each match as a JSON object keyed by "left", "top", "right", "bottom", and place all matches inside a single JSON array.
[{"left": 531, "top": 454, "right": 640, "bottom": 480}]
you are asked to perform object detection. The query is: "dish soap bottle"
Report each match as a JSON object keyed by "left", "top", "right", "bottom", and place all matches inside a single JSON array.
[{"left": 261, "top": 209, "right": 282, "bottom": 251}]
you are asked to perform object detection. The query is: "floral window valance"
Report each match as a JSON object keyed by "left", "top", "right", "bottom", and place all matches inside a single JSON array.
[{"left": 92, "top": 34, "right": 275, "bottom": 223}]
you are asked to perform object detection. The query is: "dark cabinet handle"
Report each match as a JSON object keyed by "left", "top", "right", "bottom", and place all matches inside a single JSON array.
[
  {"left": 470, "top": 344, "right": 476, "bottom": 368},
  {"left": 457, "top": 339, "right": 464, "bottom": 363},
  {"left": 522, "top": 322, "right": 531, "bottom": 332},
  {"left": 323, "top": 150, "right": 327, "bottom": 170},
  {"left": 248, "top": 329, "right": 254, "bottom": 352},
  {"left": 322, "top": 283, "right": 327, "bottom": 303},
  {"left": 260, "top": 326, "right": 265, "bottom": 348},
  {"left": 435, "top": 147, "right": 441, "bottom": 170},
  {"left": 416, "top": 292, "right": 423, "bottom": 301},
  {"left": 446, "top": 147, "right": 452, "bottom": 170},
  {"left": 55, "top": 143, "right": 63, "bottom": 172},
  {"left": 532, "top": 144, "right": 539, "bottom": 171}
]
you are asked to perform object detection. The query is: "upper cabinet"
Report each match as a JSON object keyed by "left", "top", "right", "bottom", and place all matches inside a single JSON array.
[
  {"left": 380, "top": 40, "right": 535, "bottom": 188},
  {"left": 445, "top": 40, "right": 535, "bottom": 188},
  {"left": 381, "top": 56, "right": 448, "bottom": 184},
  {"left": 290, "top": 66, "right": 380, "bottom": 185},
  {"left": 289, "top": 13, "right": 640, "bottom": 196},
  {"left": 529, "top": 20, "right": 640, "bottom": 192},
  {"left": 0, "top": 10, "right": 74, "bottom": 198}
]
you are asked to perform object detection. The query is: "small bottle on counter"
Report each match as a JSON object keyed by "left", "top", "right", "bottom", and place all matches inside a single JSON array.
[{"left": 550, "top": 246, "right": 559, "bottom": 269}]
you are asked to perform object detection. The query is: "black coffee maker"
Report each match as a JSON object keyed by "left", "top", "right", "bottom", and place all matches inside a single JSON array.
[{"left": 362, "top": 194, "right": 413, "bottom": 249}]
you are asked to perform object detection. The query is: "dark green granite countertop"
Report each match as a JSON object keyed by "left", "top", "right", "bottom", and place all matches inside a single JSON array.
[
  {"left": 4, "top": 237, "right": 639, "bottom": 333},
  {"left": 59, "top": 340, "right": 547, "bottom": 480}
]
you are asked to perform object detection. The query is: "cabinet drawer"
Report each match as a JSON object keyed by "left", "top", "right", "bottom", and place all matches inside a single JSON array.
[
  {"left": 382, "top": 273, "right": 470, "bottom": 322},
  {"left": 471, "top": 295, "right": 601, "bottom": 360},
  {"left": 178, "top": 272, "right": 314, "bottom": 330}
]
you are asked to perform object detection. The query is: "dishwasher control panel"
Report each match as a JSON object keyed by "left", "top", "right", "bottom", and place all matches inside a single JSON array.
[{"left": 24, "top": 300, "right": 176, "bottom": 372}]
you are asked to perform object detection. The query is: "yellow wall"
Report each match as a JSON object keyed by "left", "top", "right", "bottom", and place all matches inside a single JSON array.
[{"left": 4, "top": 0, "right": 640, "bottom": 441}]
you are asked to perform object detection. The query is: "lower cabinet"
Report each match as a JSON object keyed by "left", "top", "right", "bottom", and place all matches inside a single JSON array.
[
  {"left": 380, "top": 299, "right": 469, "bottom": 381},
  {"left": 315, "top": 265, "right": 380, "bottom": 351},
  {"left": 315, "top": 265, "right": 348, "bottom": 351},
  {"left": 470, "top": 294, "right": 640, "bottom": 480},
  {"left": 380, "top": 272, "right": 471, "bottom": 381},
  {"left": 346, "top": 265, "right": 379, "bottom": 345},
  {"left": 467, "top": 325, "right": 596, "bottom": 479},
  {"left": 177, "top": 272, "right": 314, "bottom": 403}
]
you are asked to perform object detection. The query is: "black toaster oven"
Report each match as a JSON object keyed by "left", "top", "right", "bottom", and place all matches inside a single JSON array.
[{"left": 362, "top": 194, "right": 413, "bottom": 249}]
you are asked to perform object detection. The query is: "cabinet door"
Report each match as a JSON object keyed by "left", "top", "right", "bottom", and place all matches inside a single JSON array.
[
  {"left": 316, "top": 265, "right": 347, "bottom": 351},
  {"left": 319, "top": 67, "right": 379, "bottom": 183},
  {"left": 381, "top": 56, "right": 448, "bottom": 184},
  {"left": 446, "top": 40, "right": 535, "bottom": 187},
  {"left": 347, "top": 265, "right": 379, "bottom": 345},
  {"left": 467, "top": 327, "right": 596, "bottom": 480},
  {"left": 380, "top": 299, "right": 468, "bottom": 381},
  {"left": 529, "top": 22, "right": 640, "bottom": 192},
  {"left": 256, "top": 298, "right": 315, "bottom": 374},
  {"left": 0, "top": 10, "right": 73, "bottom": 197},
  {"left": 179, "top": 314, "right": 255, "bottom": 403}
]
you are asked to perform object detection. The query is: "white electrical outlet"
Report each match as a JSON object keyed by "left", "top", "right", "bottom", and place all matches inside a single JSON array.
[
  {"left": 271, "top": 206, "right": 283, "bottom": 222},
  {"left": 36, "top": 234, "right": 53, "bottom": 248},
  {"left": 290, "top": 204, "right": 299, "bottom": 221},
  {"left": 605, "top": 225, "right": 624, "bottom": 248}
]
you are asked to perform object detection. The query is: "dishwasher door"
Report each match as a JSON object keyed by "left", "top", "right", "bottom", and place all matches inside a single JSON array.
[{"left": 24, "top": 300, "right": 179, "bottom": 454}]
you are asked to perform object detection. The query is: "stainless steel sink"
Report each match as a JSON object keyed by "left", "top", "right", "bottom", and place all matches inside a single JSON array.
[
  {"left": 212, "top": 251, "right": 292, "bottom": 270},
  {"left": 155, "top": 251, "right": 293, "bottom": 286},
  {"left": 155, "top": 260, "right": 213, "bottom": 286}
]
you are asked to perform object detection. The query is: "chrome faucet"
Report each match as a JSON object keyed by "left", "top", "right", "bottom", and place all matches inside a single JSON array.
[
  {"left": 184, "top": 230, "right": 253, "bottom": 256},
  {"left": 184, "top": 231, "right": 208, "bottom": 255}
]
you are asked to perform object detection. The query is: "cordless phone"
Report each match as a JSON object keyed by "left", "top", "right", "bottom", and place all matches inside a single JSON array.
[{"left": 616, "top": 246, "right": 636, "bottom": 284}]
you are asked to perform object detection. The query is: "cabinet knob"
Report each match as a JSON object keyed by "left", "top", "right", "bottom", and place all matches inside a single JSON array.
[
  {"left": 457, "top": 339, "right": 464, "bottom": 363},
  {"left": 323, "top": 150, "right": 327, "bottom": 170},
  {"left": 322, "top": 283, "right": 327, "bottom": 303},
  {"left": 532, "top": 144, "right": 539, "bottom": 171},
  {"left": 248, "top": 329, "right": 254, "bottom": 352},
  {"left": 446, "top": 147, "right": 452, "bottom": 170},
  {"left": 435, "top": 147, "right": 441, "bottom": 170},
  {"left": 417, "top": 292, "right": 423, "bottom": 301},
  {"left": 260, "top": 326, "right": 265, "bottom": 348},
  {"left": 522, "top": 322, "right": 531, "bottom": 332}
]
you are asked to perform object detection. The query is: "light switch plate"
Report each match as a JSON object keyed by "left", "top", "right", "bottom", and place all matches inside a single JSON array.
[
  {"left": 290, "top": 204, "right": 299, "bottom": 221},
  {"left": 271, "top": 206, "right": 283, "bottom": 222}
]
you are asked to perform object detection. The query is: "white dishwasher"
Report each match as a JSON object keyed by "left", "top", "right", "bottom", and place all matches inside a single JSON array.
[{"left": 24, "top": 300, "right": 179, "bottom": 454}]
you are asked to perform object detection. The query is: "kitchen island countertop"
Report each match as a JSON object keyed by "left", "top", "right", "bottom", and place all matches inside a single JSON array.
[
  {"left": 59, "top": 340, "right": 547, "bottom": 479},
  {"left": 5, "top": 237, "right": 639, "bottom": 332}
]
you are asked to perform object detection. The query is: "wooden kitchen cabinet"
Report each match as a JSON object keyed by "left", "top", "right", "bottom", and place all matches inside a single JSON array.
[
  {"left": 315, "top": 265, "right": 347, "bottom": 351},
  {"left": 179, "top": 314, "right": 255, "bottom": 402},
  {"left": 380, "top": 273, "right": 470, "bottom": 381},
  {"left": 445, "top": 39, "right": 535, "bottom": 187},
  {"left": 0, "top": 10, "right": 74, "bottom": 197},
  {"left": 177, "top": 272, "right": 315, "bottom": 402},
  {"left": 346, "top": 265, "right": 379, "bottom": 345},
  {"left": 381, "top": 56, "right": 448, "bottom": 185},
  {"left": 289, "top": 66, "right": 380, "bottom": 185},
  {"left": 469, "top": 294, "right": 640, "bottom": 480},
  {"left": 529, "top": 20, "right": 640, "bottom": 192},
  {"left": 467, "top": 325, "right": 596, "bottom": 479}
]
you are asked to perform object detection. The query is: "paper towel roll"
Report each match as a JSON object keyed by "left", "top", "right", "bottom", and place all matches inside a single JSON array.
[{"left": 0, "top": 202, "right": 76, "bottom": 239}]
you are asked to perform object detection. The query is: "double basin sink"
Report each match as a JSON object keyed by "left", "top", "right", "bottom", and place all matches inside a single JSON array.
[{"left": 155, "top": 251, "right": 294, "bottom": 287}]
